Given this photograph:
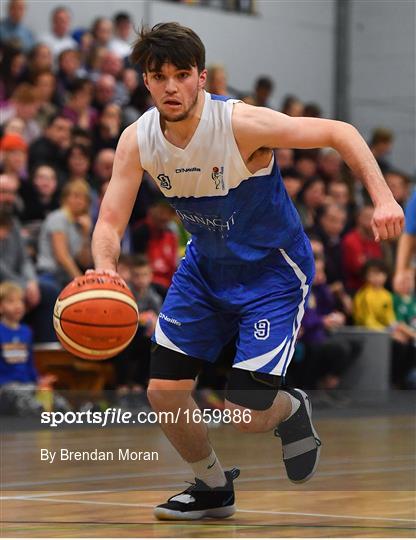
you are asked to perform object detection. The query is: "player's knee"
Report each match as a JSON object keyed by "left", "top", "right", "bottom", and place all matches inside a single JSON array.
[
  {"left": 225, "top": 368, "right": 281, "bottom": 410},
  {"left": 225, "top": 368, "right": 281, "bottom": 429}
]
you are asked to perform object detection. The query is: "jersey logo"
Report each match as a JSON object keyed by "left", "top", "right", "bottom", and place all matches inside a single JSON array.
[
  {"left": 212, "top": 166, "right": 225, "bottom": 190},
  {"left": 157, "top": 173, "right": 172, "bottom": 190},
  {"left": 175, "top": 167, "right": 201, "bottom": 173},
  {"left": 254, "top": 319, "right": 270, "bottom": 340}
]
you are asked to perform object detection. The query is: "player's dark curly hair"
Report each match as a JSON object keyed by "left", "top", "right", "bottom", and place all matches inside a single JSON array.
[{"left": 131, "top": 22, "right": 205, "bottom": 74}]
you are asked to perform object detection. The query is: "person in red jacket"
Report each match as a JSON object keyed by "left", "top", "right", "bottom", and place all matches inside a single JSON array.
[
  {"left": 341, "top": 204, "right": 384, "bottom": 292},
  {"left": 131, "top": 201, "right": 178, "bottom": 297}
]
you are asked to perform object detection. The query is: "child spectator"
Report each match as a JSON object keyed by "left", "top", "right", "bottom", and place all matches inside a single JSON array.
[
  {"left": 117, "top": 253, "right": 133, "bottom": 284},
  {"left": 353, "top": 260, "right": 395, "bottom": 330},
  {"left": 354, "top": 260, "right": 416, "bottom": 388},
  {"left": 0, "top": 282, "right": 69, "bottom": 415},
  {"left": 132, "top": 201, "right": 178, "bottom": 297},
  {"left": 114, "top": 255, "right": 162, "bottom": 409}
]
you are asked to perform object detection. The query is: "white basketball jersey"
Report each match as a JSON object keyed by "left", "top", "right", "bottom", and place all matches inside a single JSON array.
[{"left": 136, "top": 91, "right": 303, "bottom": 263}]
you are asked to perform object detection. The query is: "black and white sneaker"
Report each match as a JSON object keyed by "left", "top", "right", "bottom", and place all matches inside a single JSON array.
[
  {"left": 275, "top": 388, "right": 321, "bottom": 483},
  {"left": 154, "top": 468, "right": 240, "bottom": 520}
]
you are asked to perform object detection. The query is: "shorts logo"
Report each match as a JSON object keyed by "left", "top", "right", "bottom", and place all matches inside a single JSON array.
[
  {"left": 254, "top": 319, "right": 270, "bottom": 340},
  {"left": 157, "top": 174, "right": 172, "bottom": 190},
  {"left": 159, "top": 313, "right": 181, "bottom": 326},
  {"left": 212, "top": 166, "right": 225, "bottom": 190}
]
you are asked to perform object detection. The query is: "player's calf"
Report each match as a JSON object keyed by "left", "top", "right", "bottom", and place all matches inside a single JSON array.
[{"left": 226, "top": 368, "right": 321, "bottom": 483}]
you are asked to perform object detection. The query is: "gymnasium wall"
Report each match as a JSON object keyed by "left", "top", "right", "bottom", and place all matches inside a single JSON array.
[
  {"left": 349, "top": 0, "right": 416, "bottom": 174},
  {"left": 25, "top": 0, "right": 336, "bottom": 115},
  {"left": 25, "top": 0, "right": 415, "bottom": 173}
]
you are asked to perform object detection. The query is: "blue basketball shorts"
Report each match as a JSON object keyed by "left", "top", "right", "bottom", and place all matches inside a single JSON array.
[{"left": 152, "top": 235, "right": 314, "bottom": 376}]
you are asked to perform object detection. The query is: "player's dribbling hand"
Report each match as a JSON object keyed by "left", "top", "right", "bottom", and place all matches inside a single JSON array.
[
  {"left": 371, "top": 200, "right": 405, "bottom": 241},
  {"left": 85, "top": 268, "right": 128, "bottom": 288}
]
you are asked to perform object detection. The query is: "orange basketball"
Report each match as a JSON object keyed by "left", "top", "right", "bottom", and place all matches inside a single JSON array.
[{"left": 53, "top": 273, "right": 139, "bottom": 361}]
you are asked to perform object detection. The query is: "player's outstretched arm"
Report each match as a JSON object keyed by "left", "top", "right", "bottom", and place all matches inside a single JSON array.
[
  {"left": 92, "top": 123, "right": 143, "bottom": 272},
  {"left": 233, "top": 104, "right": 404, "bottom": 241}
]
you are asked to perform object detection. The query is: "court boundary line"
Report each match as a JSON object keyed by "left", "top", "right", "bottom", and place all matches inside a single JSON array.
[
  {"left": 2, "top": 463, "right": 414, "bottom": 498},
  {"left": 4, "top": 495, "right": 416, "bottom": 524}
]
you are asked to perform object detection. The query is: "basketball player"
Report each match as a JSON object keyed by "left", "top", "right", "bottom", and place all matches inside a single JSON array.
[{"left": 91, "top": 23, "right": 405, "bottom": 520}]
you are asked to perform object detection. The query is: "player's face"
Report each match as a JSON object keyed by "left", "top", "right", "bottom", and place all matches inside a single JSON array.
[{"left": 144, "top": 63, "right": 207, "bottom": 123}]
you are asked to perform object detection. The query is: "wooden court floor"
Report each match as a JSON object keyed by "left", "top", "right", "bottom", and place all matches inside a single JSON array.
[{"left": 1, "top": 413, "right": 415, "bottom": 538}]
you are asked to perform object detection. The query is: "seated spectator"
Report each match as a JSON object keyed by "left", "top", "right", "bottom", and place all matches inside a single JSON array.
[
  {"left": 114, "top": 255, "right": 162, "bottom": 409},
  {"left": 62, "top": 78, "right": 97, "bottom": 130},
  {"left": 295, "top": 258, "right": 357, "bottom": 392},
  {"left": 91, "top": 17, "right": 113, "bottom": 49},
  {"left": 92, "top": 147, "right": 115, "bottom": 190},
  {"left": 275, "top": 148, "right": 294, "bottom": 169},
  {"left": 22, "top": 43, "right": 53, "bottom": 82},
  {"left": 354, "top": 260, "right": 416, "bottom": 388},
  {"left": 65, "top": 144, "right": 92, "bottom": 184},
  {"left": 303, "top": 102, "right": 322, "bottom": 118},
  {"left": 0, "top": 45, "right": 27, "bottom": 100},
  {"left": 92, "top": 74, "right": 116, "bottom": 113},
  {"left": 28, "top": 114, "right": 72, "bottom": 179},
  {"left": 2, "top": 117, "right": 25, "bottom": 137},
  {"left": 318, "top": 148, "right": 342, "bottom": 183},
  {"left": 0, "top": 174, "right": 57, "bottom": 341},
  {"left": 243, "top": 76, "right": 274, "bottom": 108},
  {"left": 32, "top": 70, "right": 58, "bottom": 128},
  {"left": 0, "top": 132, "right": 28, "bottom": 182},
  {"left": 206, "top": 64, "right": 229, "bottom": 96},
  {"left": 296, "top": 176, "right": 326, "bottom": 229},
  {"left": 92, "top": 103, "right": 121, "bottom": 152},
  {"left": 71, "top": 126, "right": 93, "bottom": 149},
  {"left": 98, "top": 51, "right": 128, "bottom": 105},
  {"left": 0, "top": 83, "right": 41, "bottom": 143},
  {"left": 109, "top": 12, "right": 133, "bottom": 59},
  {"left": 122, "top": 68, "right": 139, "bottom": 96},
  {"left": 0, "top": 282, "right": 69, "bottom": 415},
  {"left": 369, "top": 127, "right": 394, "bottom": 173},
  {"left": 281, "top": 94, "right": 303, "bottom": 116},
  {"left": 117, "top": 253, "right": 133, "bottom": 283},
  {"left": 0, "top": 0, "right": 35, "bottom": 52},
  {"left": 56, "top": 48, "right": 86, "bottom": 94},
  {"left": 294, "top": 149, "right": 319, "bottom": 179},
  {"left": 132, "top": 201, "right": 178, "bottom": 297},
  {"left": 327, "top": 179, "right": 356, "bottom": 232},
  {"left": 20, "top": 164, "right": 60, "bottom": 223},
  {"left": 281, "top": 167, "right": 303, "bottom": 202},
  {"left": 37, "top": 179, "right": 92, "bottom": 288},
  {"left": 312, "top": 203, "right": 347, "bottom": 285},
  {"left": 122, "top": 82, "right": 153, "bottom": 127},
  {"left": 40, "top": 6, "right": 77, "bottom": 59},
  {"left": 393, "top": 275, "right": 416, "bottom": 388},
  {"left": 385, "top": 170, "right": 411, "bottom": 209},
  {"left": 341, "top": 204, "right": 384, "bottom": 292}
]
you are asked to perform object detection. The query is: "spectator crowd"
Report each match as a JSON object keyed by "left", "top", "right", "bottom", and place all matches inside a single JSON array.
[{"left": 0, "top": 0, "right": 415, "bottom": 415}]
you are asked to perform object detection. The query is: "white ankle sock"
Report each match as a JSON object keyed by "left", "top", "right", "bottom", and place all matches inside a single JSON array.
[
  {"left": 281, "top": 391, "right": 301, "bottom": 420},
  {"left": 190, "top": 450, "right": 226, "bottom": 488}
]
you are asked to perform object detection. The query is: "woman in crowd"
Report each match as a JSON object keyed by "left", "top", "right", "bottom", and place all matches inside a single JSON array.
[{"left": 37, "top": 178, "right": 92, "bottom": 288}]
